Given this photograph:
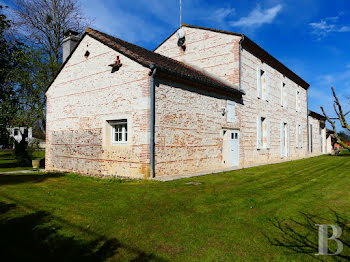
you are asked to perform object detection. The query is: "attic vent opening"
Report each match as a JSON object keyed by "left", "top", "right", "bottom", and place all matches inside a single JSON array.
[{"left": 84, "top": 50, "right": 90, "bottom": 58}]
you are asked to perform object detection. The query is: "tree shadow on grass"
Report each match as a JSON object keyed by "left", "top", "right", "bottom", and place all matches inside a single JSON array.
[
  {"left": 264, "top": 210, "right": 350, "bottom": 261},
  {"left": 0, "top": 172, "right": 65, "bottom": 185},
  {"left": 0, "top": 201, "right": 167, "bottom": 261},
  {"left": 0, "top": 162, "right": 19, "bottom": 168}
]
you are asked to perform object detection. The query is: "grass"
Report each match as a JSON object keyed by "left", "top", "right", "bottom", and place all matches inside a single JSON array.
[
  {"left": 0, "top": 154, "right": 350, "bottom": 261},
  {"left": 0, "top": 150, "right": 45, "bottom": 172}
]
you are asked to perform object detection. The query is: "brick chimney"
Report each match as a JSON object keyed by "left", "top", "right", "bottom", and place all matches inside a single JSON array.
[{"left": 62, "top": 30, "right": 79, "bottom": 63}]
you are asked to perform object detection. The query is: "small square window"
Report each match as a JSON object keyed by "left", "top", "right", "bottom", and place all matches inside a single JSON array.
[{"left": 109, "top": 120, "right": 127, "bottom": 143}]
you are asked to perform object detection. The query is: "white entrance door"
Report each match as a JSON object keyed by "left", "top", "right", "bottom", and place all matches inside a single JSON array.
[{"left": 230, "top": 130, "right": 240, "bottom": 166}]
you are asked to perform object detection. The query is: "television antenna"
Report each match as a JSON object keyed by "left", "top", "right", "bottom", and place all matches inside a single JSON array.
[{"left": 180, "top": 0, "right": 182, "bottom": 27}]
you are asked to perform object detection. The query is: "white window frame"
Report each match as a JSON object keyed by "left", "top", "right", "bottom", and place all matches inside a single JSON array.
[
  {"left": 257, "top": 67, "right": 269, "bottom": 101},
  {"left": 295, "top": 124, "right": 303, "bottom": 148},
  {"left": 110, "top": 120, "right": 128, "bottom": 144},
  {"left": 280, "top": 122, "right": 289, "bottom": 158},
  {"left": 296, "top": 89, "right": 301, "bottom": 112},
  {"left": 281, "top": 82, "right": 288, "bottom": 107},
  {"left": 257, "top": 116, "right": 270, "bottom": 150},
  {"left": 227, "top": 101, "right": 235, "bottom": 123}
]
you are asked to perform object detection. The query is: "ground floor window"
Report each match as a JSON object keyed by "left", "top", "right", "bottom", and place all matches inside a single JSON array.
[
  {"left": 109, "top": 120, "right": 128, "bottom": 143},
  {"left": 281, "top": 122, "right": 289, "bottom": 158},
  {"left": 257, "top": 116, "right": 270, "bottom": 149}
]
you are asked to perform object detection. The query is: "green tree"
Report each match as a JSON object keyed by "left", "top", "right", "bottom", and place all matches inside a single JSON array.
[
  {"left": 0, "top": 5, "right": 26, "bottom": 147},
  {"left": 15, "top": 48, "right": 59, "bottom": 132}
]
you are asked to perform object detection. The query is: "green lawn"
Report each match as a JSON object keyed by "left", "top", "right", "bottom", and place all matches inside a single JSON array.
[
  {"left": 0, "top": 154, "right": 350, "bottom": 261},
  {"left": 0, "top": 150, "right": 45, "bottom": 172}
]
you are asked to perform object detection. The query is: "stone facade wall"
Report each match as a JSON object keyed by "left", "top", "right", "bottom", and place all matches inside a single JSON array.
[
  {"left": 154, "top": 80, "right": 239, "bottom": 177},
  {"left": 155, "top": 25, "right": 314, "bottom": 176},
  {"left": 239, "top": 49, "right": 309, "bottom": 166},
  {"left": 155, "top": 27, "right": 241, "bottom": 86},
  {"left": 46, "top": 35, "right": 151, "bottom": 178}
]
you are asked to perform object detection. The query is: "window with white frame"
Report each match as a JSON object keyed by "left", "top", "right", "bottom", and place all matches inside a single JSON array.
[
  {"left": 280, "top": 122, "right": 289, "bottom": 158},
  {"left": 296, "top": 90, "right": 301, "bottom": 112},
  {"left": 257, "top": 116, "right": 270, "bottom": 149},
  {"left": 110, "top": 120, "right": 128, "bottom": 143},
  {"left": 296, "top": 124, "right": 303, "bottom": 148},
  {"left": 257, "top": 68, "right": 269, "bottom": 101},
  {"left": 227, "top": 101, "right": 235, "bottom": 123},
  {"left": 281, "top": 82, "right": 288, "bottom": 107},
  {"left": 320, "top": 125, "right": 324, "bottom": 153}
]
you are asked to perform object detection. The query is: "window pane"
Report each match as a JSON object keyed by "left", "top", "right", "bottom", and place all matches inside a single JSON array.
[{"left": 110, "top": 121, "right": 128, "bottom": 143}]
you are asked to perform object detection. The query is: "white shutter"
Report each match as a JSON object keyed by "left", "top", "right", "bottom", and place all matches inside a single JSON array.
[
  {"left": 280, "top": 122, "right": 284, "bottom": 157},
  {"left": 280, "top": 82, "right": 284, "bottom": 106},
  {"left": 257, "top": 116, "right": 262, "bottom": 149},
  {"left": 227, "top": 101, "right": 235, "bottom": 123},
  {"left": 286, "top": 85, "right": 288, "bottom": 107},
  {"left": 265, "top": 73, "right": 270, "bottom": 101},
  {"left": 295, "top": 90, "right": 298, "bottom": 112},
  {"left": 257, "top": 67, "right": 262, "bottom": 99},
  {"left": 267, "top": 118, "right": 271, "bottom": 148},
  {"left": 296, "top": 124, "right": 298, "bottom": 148},
  {"left": 288, "top": 124, "right": 290, "bottom": 157}
]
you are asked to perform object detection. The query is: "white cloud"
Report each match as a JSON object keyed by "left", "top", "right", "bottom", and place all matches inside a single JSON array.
[
  {"left": 309, "top": 16, "right": 350, "bottom": 39},
  {"left": 230, "top": 4, "right": 282, "bottom": 28},
  {"left": 210, "top": 7, "right": 235, "bottom": 24}
]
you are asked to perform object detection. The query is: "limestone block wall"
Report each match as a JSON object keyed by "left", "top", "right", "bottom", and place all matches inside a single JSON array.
[
  {"left": 155, "top": 27, "right": 241, "bottom": 86},
  {"left": 46, "top": 35, "right": 151, "bottom": 178},
  {"left": 154, "top": 80, "right": 240, "bottom": 177},
  {"left": 239, "top": 49, "right": 309, "bottom": 167},
  {"left": 156, "top": 26, "right": 311, "bottom": 169}
]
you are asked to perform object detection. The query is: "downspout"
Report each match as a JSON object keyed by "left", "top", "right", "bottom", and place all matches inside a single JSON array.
[{"left": 150, "top": 64, "right": 157, "bottom": 178}]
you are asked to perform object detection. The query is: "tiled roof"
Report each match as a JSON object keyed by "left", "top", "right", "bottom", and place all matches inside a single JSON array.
[
  {"left": 86, "top": 28, "right": 243, "bottom": 95},
  {"left": 309, "top": 110, "right": 326, "bottom": 120}
]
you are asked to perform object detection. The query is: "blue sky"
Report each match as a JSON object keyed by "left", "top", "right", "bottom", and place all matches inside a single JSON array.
[{"left": 2, "top": 0, "right": 350, "bottom": 131}]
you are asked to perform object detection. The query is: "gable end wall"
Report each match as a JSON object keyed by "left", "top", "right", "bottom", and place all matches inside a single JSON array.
[{"left": 46, "top": 35, "right": 151, "bottom": 178}]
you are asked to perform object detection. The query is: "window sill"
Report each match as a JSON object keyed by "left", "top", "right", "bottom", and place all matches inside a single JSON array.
[
  {"left": 257, "top": 148, "right": 270, "bottom": 152},
  {"left": 111, "top": 142, "right": 128, "bottom": 145}
]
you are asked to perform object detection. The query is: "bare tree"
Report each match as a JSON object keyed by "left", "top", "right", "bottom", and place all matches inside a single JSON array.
[
  {"left": 12, "top": 0, "right": 89, "bottom": 64},
  {"left": 321, "top": 86, "right": 350, "bottom": 151}
]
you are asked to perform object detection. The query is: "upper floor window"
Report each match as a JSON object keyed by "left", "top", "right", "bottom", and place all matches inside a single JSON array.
[
  {"left": 257, "top": 67, "right": 269, "bottom": 101},
  {"left": 257, "top": 116, "right": 270, "bottom": 149},
  {"left": 296, "top": 89, "right": 301, "bottom": 112},
  {"left": 110, "top": 120, "right": 128, "bottom": 143},
  {"left": 227, "top": 101, "right": 235, "bottom": 123},
  {"left": 281, "top": 82, "right": 288, "bottom": 107}
]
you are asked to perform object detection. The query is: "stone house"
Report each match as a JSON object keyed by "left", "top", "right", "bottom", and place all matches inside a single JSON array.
[
  {"left": 308, "top": 110, "right": 328, "bottom": 155},
  {"left": 46, "top": 25, "right": 330, "bottom": 179}
]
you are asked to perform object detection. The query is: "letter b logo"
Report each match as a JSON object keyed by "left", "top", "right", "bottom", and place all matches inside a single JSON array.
[{"left": 315, "top": 224, "right": 343, "bottom": 256}]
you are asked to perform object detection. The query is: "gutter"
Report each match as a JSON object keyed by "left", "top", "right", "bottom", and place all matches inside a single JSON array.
[{"left": 150, "top": 64, "right": 157, "bottom": 178}]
